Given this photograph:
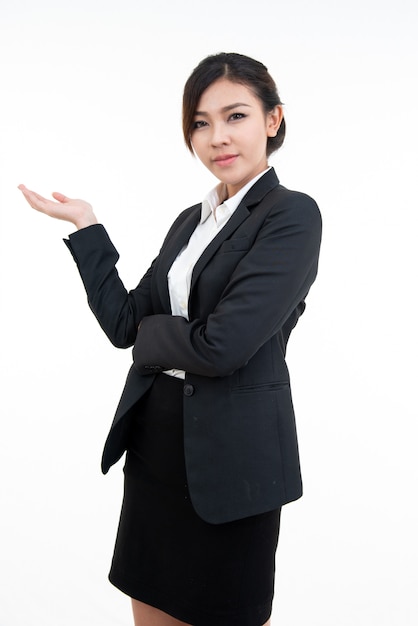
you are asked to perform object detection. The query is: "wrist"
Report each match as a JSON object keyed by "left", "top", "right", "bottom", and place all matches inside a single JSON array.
[{"left": 74, "top": 213, "right": 98, "bottom": 230}]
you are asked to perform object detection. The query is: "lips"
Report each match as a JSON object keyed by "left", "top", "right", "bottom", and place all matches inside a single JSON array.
[{"left": 213, "top": 154, "right": 238, "bottom": 167}]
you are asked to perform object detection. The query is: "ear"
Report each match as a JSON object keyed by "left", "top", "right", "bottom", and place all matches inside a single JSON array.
[{"left": 266, "top": 105, "right": 284, "bottom": 137}]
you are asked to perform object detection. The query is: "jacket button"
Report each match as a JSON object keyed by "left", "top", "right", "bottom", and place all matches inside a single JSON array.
[{"left": 183, "top": 384, "right": 195, "bottom": 397}]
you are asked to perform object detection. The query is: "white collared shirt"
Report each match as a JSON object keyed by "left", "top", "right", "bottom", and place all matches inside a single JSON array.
[{"left": 164, "top": 168, "right": 270, "bottom": 378}]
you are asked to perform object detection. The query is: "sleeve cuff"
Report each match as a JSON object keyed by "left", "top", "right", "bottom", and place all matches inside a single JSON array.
[{"left": 63, "top": 224, "right": 118, "bottom": 263}]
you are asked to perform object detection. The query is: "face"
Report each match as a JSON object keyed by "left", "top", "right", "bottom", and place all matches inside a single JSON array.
[{"left": 190, "top": 78, "right": 282, "bottom": 197}]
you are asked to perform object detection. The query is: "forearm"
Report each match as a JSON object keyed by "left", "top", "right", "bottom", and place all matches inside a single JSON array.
[
  {"left": 133, "top": 194, "right": 321, "bottom": 376},
  {"left": 65, "top": 224, "right": 154, "bottom": 348}
]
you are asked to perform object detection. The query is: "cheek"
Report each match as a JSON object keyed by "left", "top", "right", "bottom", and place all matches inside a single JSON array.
[
  {"left": 191, "top": 137, "right": 207, "bottom": 160},
  {"left": 240, "top": 122, "right": 267, "bottom": 149},
  {"left": 251, "top": 128, "right": 269, "bottom": 155}
]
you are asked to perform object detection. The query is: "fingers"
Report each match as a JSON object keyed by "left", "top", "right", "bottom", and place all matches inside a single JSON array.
[
  {"left": 18, "top": 184, "right": 71, "bottom": 220},
  {"left": 19, "top": 185, "right": 67, "bottom": 203},
  {"left": 18, "top": 184, "right": 49, "bottom": 210},
  {"left": 52, "top": 191, "right": 69, "bottom": 203},
  {"left": 18, "top": 185, "right": 68, "bottom": 210},
  {"left": 18, "top": 185, "right": 46, "bottom": 202},
  {"left": 18, "top": 183, "right": 97, "bottom": 227}
]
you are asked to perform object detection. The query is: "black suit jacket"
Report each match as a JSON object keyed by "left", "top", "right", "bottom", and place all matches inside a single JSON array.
[{"left": 65, "top": 168, "right": 321, "bottom": 523}]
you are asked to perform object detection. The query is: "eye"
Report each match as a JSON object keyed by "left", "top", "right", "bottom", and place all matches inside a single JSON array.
[
  {"left": 193, "top": 120, "right": 208, "bottom": 129},
  {"left": 229, "top": 112, "right": 247, "bottom": 121}
]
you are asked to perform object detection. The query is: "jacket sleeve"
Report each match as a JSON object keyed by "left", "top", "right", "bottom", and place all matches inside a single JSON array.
[
  {"left": 133, "top": 193, "right": 322, "bottom": 377},
  {"left": 64, "top": 224, "right": 155, "bottom": 348}
]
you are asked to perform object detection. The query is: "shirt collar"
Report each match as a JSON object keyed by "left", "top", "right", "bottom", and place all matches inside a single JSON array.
[{"left": 200, "top": 167, "right": 271, "bottom": 224}]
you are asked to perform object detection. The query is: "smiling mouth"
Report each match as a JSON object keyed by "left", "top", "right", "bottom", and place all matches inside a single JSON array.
[{"left": 213, "top": 155, "right": 238, "bottom": 167}]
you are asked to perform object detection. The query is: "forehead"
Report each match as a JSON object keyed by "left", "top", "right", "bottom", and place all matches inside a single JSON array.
[{"left": 196, "top": 78, "right": 259, "bottom": 112}]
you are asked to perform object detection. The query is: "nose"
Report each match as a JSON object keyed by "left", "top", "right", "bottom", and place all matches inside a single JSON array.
[{"left": 210, "top": 122, "right": 231, "bottom": 147}]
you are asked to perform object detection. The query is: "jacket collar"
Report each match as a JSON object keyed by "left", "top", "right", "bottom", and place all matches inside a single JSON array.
[
  {"left": 190, "top": 168, "right": 280, "bottom": 294},
  {"left": 201, "top": 166, "right": 273, "bottom": 223},
  {"left": 237, "top": 166, "right": 280, "bottom": 210}
]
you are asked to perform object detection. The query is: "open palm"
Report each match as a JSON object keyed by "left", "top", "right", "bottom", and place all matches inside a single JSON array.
[{"left": 18, "top": 185, "right": 97, "bottom": 229}]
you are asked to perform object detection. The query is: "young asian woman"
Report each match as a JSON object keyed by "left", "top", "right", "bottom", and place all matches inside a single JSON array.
[{"left": 19, "top": 52, "right": 322, "bottom": 626}]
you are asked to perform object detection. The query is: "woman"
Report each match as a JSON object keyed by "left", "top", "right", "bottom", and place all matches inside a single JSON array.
[{"left": 19, "top": 53, "right": 321, "bottom": 626}]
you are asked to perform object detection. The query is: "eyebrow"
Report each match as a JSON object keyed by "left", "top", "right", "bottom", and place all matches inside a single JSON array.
[{"left": 194, "top": 102, "right": 252, "bottom": 116}]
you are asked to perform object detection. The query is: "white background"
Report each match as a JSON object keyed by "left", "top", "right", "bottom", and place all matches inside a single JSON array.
[{"left": 1, "top": 1, "right": 417, "bottom": 624}]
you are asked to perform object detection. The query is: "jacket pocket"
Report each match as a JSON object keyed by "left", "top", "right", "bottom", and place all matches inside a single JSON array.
[
  {"left": 220, "top": 236, "right": 250, "bottom": 253},
  {"left": 232, "top": 381, "right": 290, "bottom": 394}
]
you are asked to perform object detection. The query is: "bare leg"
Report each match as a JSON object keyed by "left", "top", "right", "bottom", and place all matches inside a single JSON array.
[{"left": 131, "top": 599, "right": 192, "bottom": 626}]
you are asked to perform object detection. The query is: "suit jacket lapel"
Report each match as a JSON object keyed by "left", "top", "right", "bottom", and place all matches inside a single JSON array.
[
  {"left": 190, "top": 202, "right": 251, "bottom": 293},
  {"left": 156, "top": 168, "right": 281, "bottom": 313},
  {"left": 190, "top": 168, "right": 281, "bottom": 293},
  {"left": 156, "top": 205, "right": 201, "bottom": 312}
]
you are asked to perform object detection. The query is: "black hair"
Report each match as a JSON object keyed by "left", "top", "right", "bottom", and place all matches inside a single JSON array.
[{"left": 182, "top": 52, "right": 285, "bottom": 157}]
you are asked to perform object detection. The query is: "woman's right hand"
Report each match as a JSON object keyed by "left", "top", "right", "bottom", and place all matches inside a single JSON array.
[{"left": 18, "top": 185, "right": 98, "bottom": 230}]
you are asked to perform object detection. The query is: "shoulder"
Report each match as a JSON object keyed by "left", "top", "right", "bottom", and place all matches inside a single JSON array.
[
  {"left": 267, "top": 184, "right": 322, "bottom": 233},
  {"left": 169, "top": 203, "right": 200, "bottom": 228},
  {"left": 273, "top": 184, "right": 320, "bottom": 213},
  {"left": 161, "top": 203, "right": 200, "bottom": 241},
  {"left": 246, "top": 168, "right": 321, "bottom": 228}
]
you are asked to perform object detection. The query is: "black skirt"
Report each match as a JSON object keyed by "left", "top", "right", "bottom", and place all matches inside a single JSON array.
[{"left": 109, "top": 374, "right": 281, "bottom": 626}]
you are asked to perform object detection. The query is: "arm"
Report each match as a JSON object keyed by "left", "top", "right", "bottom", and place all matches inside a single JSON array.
[
  {"left": 133, "top": 193, "right": 322, "bottom": 377},
  {"left": 18, "top": 185, "right": 153, "bottom": 348},
  {"left": 64, "top": 225, "right": 154, "bottom": 348}
]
